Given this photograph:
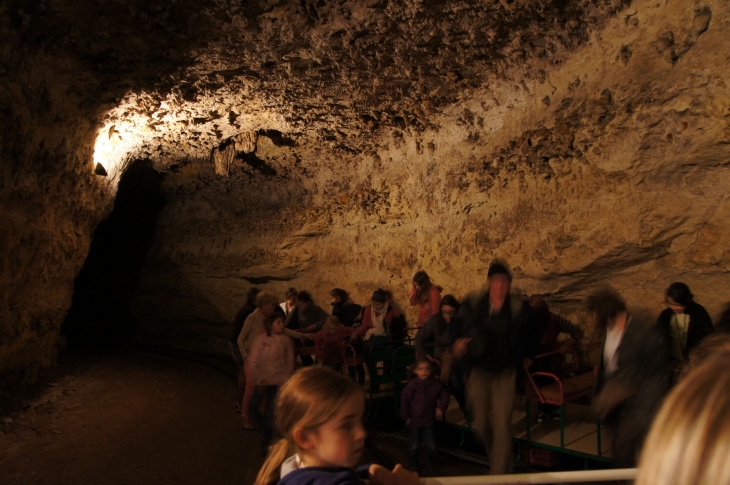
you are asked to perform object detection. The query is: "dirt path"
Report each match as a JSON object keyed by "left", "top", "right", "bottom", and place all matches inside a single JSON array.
[
  {"left": 0, "top": 349, "right": 258, "bottom": 485},
  {"left": 0, "top": 349, "right": 490, "bottom": 485}
]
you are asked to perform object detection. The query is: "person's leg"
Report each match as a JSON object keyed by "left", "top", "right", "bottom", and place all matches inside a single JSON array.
[
  {"left": 241, "top": 361, "right": 256, "bottom": 428},
  {"left": 249, "top": 386, "right": 264, "bottom": 424},
  {"left": 407, "top": 425, "right": 420, "bottom": 471},
  {"left": 466, "top": 368, "right": 492, "bottom": 456},
  {"left": 449, "top": 364, "right": 467, "bottom": 413},
  {"left": 421, "top": 427, "right": 436, "bottom": 476},
  {"left": 235, "top": 364, "right": 246, "bottom": 413},
  {"left": 262, "top": 386, "right": 278, "bottom": 450},
  {"left": 489, "top": 368, "right": 516, "bottom": 475}
]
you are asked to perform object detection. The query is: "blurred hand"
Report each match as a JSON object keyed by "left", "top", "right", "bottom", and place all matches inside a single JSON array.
[
  {"left": 452, "top": 338, "right": 471, "bottom": 359},
  {"left": 370, "top": 464, "right": 419, "bottom": 485},
  {"left": 435, "top": 408, "right": 443, "bottom": 421},
  {"left": 391, "top": 464, "right": 419, "bottom": 485}
]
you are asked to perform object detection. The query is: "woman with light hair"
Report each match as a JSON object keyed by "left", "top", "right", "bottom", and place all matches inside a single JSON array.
[
  {"left": 238, "top": 290, "right": 303, "bottom": 430},
  {"left": 636, "top": 351, "right": 730, "bottom": 485}
]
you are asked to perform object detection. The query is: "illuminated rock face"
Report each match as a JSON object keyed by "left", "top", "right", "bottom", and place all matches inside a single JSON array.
[{"left": 1, "top": 0, "right": 730, "bottom": 374}]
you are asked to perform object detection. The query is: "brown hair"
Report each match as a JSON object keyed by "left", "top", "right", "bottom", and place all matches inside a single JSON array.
[
  {"left": 246, "top": 287, "right": 262, "bottom": 306},
  {"left": 257, "top": 290, "right": 279, "bottom": 308},
  {"left": 413, "top": 271, "right": 432, "bottom": 305},
  {"left": 254, "top": 367, "right": 363, "bottom": 485},
  {"left": 636, "top": 352, "right": 730, "bottom": 485},
  {"left": 585, "top": 286, "right": 626, "bottom": 333},
  {"left": 263, "top": 312, "right": 284, "bottom": 336}
]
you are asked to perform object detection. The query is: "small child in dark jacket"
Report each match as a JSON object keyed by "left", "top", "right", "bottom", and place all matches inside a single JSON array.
[{"left": 400, "top": 358, "right": 450, "bottom": 475}]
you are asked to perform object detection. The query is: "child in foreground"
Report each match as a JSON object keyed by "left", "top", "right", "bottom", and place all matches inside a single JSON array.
[
  {"left": 400, "top": 358, "right": 450, "bottom": 475},
  {"left": 255, "top": 367, "right": 419, "bottom": 485}
]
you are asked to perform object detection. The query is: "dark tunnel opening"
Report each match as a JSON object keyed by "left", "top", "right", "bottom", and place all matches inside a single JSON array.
[{"left": 61, "top": 159, "right": 166, "bottom": 349}]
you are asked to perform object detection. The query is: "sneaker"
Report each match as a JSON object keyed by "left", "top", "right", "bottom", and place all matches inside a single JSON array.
[
  {"left": 536, "top": 412, "right": 549, "bottom": 423},
  {"left": 550, "top": 410, "right": 562, "bottom": 421}
]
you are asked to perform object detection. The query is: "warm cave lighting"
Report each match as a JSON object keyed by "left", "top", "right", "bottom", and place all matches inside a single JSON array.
[{"left": 92, "top": 119, "right": 144, "bottom": 181}]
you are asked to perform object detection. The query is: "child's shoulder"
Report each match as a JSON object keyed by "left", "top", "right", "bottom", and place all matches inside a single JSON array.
[{"left": 278, "top": 466, "right": 366, "bottom": 485}]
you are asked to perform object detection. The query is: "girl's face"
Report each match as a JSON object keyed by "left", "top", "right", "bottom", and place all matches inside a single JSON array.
[
  {"left": 441, "top": 305, "right": 456, "bottom": 323},
  {"left": 303, "top": 392, "right": 366, "bottom": 469},
  {"left": 666, "top": 297, "right": 686, "bottom": 315},
  {"left": 259, "top": 302, "right": 276, "bottom": 318},
  {"left": 371, "top": 301, "right": 386, "bottom": 314},
  {"left": 272, "top": 318, "right": 285, "bottom": 334},
  {"left": 415, "top": 362, "right": 431, "bottom": 380}
]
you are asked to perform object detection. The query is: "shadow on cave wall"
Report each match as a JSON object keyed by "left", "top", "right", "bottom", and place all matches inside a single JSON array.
[{"left": 61, "top": 159, "right": 165, "bottom": 348}]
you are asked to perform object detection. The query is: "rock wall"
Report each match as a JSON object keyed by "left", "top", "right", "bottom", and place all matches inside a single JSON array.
[
  {"left": 131, "top": 0, "right": 730, "bottom": 354},
  {"left": 0, "top": 53, "right": 112, "bottom": 392},
  {"left": 0, "top": 0, "right": 226, "bottom": 400},
  {"left": 2, "top": 0, "right": 729, "bottom": 384}
]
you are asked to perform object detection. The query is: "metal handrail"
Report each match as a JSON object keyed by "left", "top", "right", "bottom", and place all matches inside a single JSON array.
[{"left": 420, "top": 468, "right": 637, "bottom": 484}]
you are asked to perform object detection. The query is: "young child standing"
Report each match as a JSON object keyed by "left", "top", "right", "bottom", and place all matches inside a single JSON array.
[
  {"left": 255, "top": 367, "right": 419, "bottom": 485},
  {"left": 314, "top": 316, "right": 355, "bottom": 373},
  {"left": 247, "top": 313, "right": 297, "bottom": 446},
  {"left": 399, "top": 358, "right": 450, "bottom": 476}
]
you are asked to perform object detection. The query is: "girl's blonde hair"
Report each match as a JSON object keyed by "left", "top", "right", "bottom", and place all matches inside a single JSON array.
[
  {"left": 254, "top": 367, "right": 363, "bottom": 485},
  {"left": 636, "top": 351, "right": 730, "bottom": 485}
]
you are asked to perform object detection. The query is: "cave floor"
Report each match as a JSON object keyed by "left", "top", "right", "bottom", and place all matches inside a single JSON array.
[
  {"left": 0, "top": 348, "right": 490, "bottom": 485},
  {"left": 0, "top": 348, "right": 258, "bottom": 485}
]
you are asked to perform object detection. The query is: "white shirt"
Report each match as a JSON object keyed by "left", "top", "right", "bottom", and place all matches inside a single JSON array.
[
  {"left": 280, "top": 454, "right": 305, "bottom": 479},
  {"left": 364, "top": 307, "right": 387, "bottom": 341},
  {"left": 280, "top": 301, "right": 293, "bottom": 317},
  {"left": 603, "top": 318, "right": 629, "bottom": 377},
  {"left": 669, "top": 313, "right": 690, "bottom": 361}
]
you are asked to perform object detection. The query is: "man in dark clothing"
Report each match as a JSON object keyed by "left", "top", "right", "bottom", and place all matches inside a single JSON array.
[
  {"left": 452, "top": 262, "right": 541, "bottom": 475},
  {"left": 230, "top": 287, "right": 260, "bottom": 367},
  {"left": 285, "top": 291, "right": 328, "bottom": 366},
  {"left": 654, "top": 282, "right": 713, "bottom": 383}
]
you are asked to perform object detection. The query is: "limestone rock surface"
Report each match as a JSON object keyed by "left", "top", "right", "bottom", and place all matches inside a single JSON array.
[{"left": 1, "top": 0, "right": 729, "bottom": 377}]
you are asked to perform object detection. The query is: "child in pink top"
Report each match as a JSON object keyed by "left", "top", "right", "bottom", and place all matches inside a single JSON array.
[
  {"left": 248, "top": 313, "right": 297, "bottom": 387},
  {"left": 247, "top": 313, "right": 296, "bottom": 447},
  {"left": 315, "top": 316, "right": 355, "bottom": 373}
]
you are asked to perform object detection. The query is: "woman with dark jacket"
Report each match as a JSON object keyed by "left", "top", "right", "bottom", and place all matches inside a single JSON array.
[
  {"left": 415, "top": 294, "right": 466, "bottom": 412},
  {"left": 655, "top": 282, "right": 713, "bottom": 381},
  {"left": 329, "top": 288, "right": 362, "bottom": 327}
]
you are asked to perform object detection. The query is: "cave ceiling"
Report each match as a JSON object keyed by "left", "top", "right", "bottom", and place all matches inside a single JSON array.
[{"left": 4, "top": 0, "right": 630, "bottom": 172}]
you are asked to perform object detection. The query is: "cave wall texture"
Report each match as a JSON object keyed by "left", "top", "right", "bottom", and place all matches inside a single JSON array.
[{"left": 2, "top": 0, "right": 730, "bottom": 372}]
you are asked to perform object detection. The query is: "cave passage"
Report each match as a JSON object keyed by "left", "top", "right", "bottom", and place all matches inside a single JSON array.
[{"left": 61, "top": 159, "right": 166, "bottom": 348}]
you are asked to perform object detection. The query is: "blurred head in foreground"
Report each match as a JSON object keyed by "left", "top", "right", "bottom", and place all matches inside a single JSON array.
[{"left": 636, "top": 351, "right": 730, "bottom": 485}]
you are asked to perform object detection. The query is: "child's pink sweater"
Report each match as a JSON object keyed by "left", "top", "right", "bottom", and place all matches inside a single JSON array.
[{"left": 247, "top": 332, "right": 296, "bottom": 386}]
